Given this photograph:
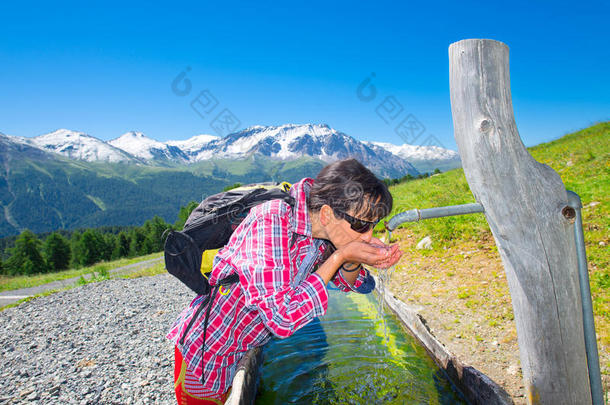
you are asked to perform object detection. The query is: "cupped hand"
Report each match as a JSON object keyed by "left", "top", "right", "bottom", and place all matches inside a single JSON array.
[
  {"left": 374, "top": 244, "right": 403, "bottom": 268},
  {"left": 339, "top": 240, "right": 403, "bottom": 269},
  {"left": 368, "top": 237, "right": 403, "bottom": 268}
]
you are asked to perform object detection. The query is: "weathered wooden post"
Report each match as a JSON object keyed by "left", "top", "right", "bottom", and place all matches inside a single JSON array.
[{"left": 449, "top": 39, "right": 592, "bottom": 404}]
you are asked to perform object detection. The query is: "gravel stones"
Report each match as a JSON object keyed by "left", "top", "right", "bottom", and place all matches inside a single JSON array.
[{"left": 0, "top": 275, "right": 193, "bottom": 404}]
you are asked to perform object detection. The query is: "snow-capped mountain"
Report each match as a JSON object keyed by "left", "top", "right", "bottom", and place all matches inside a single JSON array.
[
  {"left": 28, "top": 129, "right": 136, "bottom": 163},
  {"left": 166, "top": 134, "right": 220, "bottom": 157},
  {"left": 366, "top": 141, "right": 461, "bottom": 173},
  {"left": 182, "top": 124, "right": 419, "bottom": 177},
  {"left": 109, "top": 131, "right": 190, "bottom": 162},
  {"left": 206, "top": 124, "right": 343, "bottom": 160},
  {"left": 0, "top": 132, "right": 57, "bottom": 162},
  {"left": 9, "top": 124, "right": 464, "bottom": 178}
]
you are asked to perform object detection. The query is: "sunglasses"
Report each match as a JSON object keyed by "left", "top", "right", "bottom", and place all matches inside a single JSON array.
[{"left": 333, "top": 209, "right": 379, "bottom": 233}]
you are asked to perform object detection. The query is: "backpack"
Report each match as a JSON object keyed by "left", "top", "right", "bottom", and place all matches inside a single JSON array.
[{"left": 163, "top": 181, "right": 294, "bottom": 296}]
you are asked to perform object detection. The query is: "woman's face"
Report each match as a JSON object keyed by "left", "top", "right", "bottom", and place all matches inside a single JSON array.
[{"left": 322, "top": 205, "right": 376, "bottom": 248}]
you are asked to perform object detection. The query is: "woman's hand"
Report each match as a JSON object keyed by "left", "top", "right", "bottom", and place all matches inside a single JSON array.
[
  {"left": 316, "top": 240, "right": 403, "bottom": 285},
  {"left": 373, "top": 243, "right": 403, "bottom": 269},
  {"left": 368, "top": 237, "right": 403, "bottom": 269},
  {"left": 338, "top": 240, "right": 403, "bottom": 269}
]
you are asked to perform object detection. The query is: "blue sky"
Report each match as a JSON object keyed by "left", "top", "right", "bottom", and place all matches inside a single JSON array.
[{"left": 1, "top": 0, "right": 608, "bottom": 150}]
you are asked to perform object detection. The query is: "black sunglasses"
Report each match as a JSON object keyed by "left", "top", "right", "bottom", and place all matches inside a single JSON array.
[{"left": 333, "top": 209, "right": 379, "bottom": 233}]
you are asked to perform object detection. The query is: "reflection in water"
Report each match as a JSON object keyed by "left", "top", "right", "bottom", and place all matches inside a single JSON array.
[{"left": 256, "top": 289, "right": 467, "bottom": 404}]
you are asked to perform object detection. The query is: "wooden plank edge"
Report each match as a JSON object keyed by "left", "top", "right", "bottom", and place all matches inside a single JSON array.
[{"left": 225, "top": 346, "right": 263, "bottom": 405}]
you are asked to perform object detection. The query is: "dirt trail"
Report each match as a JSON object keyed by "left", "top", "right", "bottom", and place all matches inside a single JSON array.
[{"left": 0, "top": 257, "right": 163, "bottom": 307}]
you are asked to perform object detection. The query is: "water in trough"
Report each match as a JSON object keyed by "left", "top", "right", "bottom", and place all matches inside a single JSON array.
[{"left": 255, "top": 286, "right": 467, "bottom": 404}]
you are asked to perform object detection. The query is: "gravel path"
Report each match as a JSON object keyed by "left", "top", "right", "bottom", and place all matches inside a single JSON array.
[
  {"left": 0, "top": 257, "right": 164, "bottom": 307},
  {"left": 0, "top": 274, "right": 193, "bottom": 404}
]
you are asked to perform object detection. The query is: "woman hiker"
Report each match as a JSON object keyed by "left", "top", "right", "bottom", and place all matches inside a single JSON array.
[{"left": 167, "top": 158, "right": 403, "bottom": 404}]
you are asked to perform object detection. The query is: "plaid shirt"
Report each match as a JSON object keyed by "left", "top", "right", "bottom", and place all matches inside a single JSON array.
[{"left": 166, "top": 178, "right": 374, "bottom": 395}]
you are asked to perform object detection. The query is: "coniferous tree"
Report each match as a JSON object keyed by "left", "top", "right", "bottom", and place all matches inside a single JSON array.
[
  {"left": 79, "top": 229, "right": 105, "bottom": 266},
  {"left": 141, "top": 236, "right": 155, "bottom": 255},
  {"left": 43, "top": 232, "right": 71, "bottom": 272},
  {"left": 223, "top": 182, "right": 242, "bottom": 192},
  {"left": 5, "top": 230, "right": 46, "bottom": 275},
  {"left": 113, "top": 231, "right": 130, "bottom": 259},
  {"left": 101, "top": 233, "right": 115, "bottom": 262},
  {"left": 70, "top": 231, "right": 83, "bottom": 268},
  {"left": 143, "top": 216, "right": 168, "bottom": 253},
  {"left": 129, "top": 228, "right": 146, "bottom": 257},
  {"left": 174, "top": 201, "right": 199, "bottom": 230}
]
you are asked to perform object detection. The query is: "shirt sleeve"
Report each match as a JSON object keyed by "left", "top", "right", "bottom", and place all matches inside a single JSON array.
[
  {"left": 332, "top": 266, "right": 376, "bottom": 294},
  {"left": 232, "top": 210, "right": 328, "bottom": 339}
]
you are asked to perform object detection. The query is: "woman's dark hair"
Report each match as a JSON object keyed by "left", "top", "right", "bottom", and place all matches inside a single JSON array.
[{"left": 307, "top": 159, "right": 393, "bottom": 221}]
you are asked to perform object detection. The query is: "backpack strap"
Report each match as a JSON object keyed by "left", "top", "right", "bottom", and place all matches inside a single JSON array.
[
  {"left": 198, "top": 283, "right": 220, "bottom": 383},
  {"left": 178, "top": 273, "right": 240, "bottom": 347},
  {"left": 218, "top": 273, "right": 240, "bottom": 285},
  {"left": 176, "top": 272, "right": 240, "bottom": 384},
  {"left": 291, "top": 239, "right": 324, "bottom": 288},
  {"left": 290, "top": 232, "right": 298, "bottom": 248},
  {"left": 164, "top": 229, "right": 198, "bottom": 258},
  {"left": 198, "top": 273, "right": 241, "bottom": 383}
]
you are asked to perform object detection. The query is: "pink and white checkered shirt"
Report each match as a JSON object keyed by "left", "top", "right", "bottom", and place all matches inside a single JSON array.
[{"left": 166, "top": 178, "right": 373, "bottom": 395}]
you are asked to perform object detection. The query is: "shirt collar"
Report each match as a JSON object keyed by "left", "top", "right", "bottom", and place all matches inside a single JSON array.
[{"left": 289, "top": 178, "right": 315, "bottom": 237}]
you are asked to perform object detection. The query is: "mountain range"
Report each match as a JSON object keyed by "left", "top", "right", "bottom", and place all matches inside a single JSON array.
[
  {"left": 0, "top": 124, "right": 460, "bottom": 237},
  {"left": 14, "top": 123, "right": 460, "bottom": 174}
]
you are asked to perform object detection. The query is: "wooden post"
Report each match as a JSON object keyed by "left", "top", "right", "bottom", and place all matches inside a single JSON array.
[{"left": 449, "top": 39, "right": 592, "bottom": 404}]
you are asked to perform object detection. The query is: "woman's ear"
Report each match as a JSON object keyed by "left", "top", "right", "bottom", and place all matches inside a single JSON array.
[{"left": 319, "top": 204, "right": 333, "bottom": 226}]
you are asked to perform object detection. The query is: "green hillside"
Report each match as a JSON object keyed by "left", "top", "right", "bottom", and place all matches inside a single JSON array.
[
  {"left": 0, "top": 149, "right": 328, "bottom": 237},
  {"left": 188, "top": 155, "right": 327, "bottom": 183},
  {"left": 383, "top": 121, "right": 609, "bottom": 355},
  {"left": 0, "top": 157, "right": 224, "bottom": 236},
  {"left": 385, "top": 121, "right": 608, "bottom": 266}
]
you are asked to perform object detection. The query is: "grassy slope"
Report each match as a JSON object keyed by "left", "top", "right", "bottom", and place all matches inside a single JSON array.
[
  {"left": 0, "top": 252, "right": 163, "bottom": 292},
  {"left": 385, "top": 121, "right": 608, "bottom": 303},
  {"left": 381, "top": 122, "right": 609, "bottom": 394}
]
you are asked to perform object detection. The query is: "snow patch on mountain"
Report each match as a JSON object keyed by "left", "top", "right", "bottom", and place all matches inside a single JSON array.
[
  {"left": 368, "top": 141, "right": 458, "bottom": 160},
  {"left": 30, "top": 129, "right": 135, "bottom": 163},
  {"left": 109, "top": 132, "right": 164, "bottom": 160},
  {"left": 109, "top": 131, "right": 190, "bottom": 162},
  {"left": 219, "top": 124, "right": 329, "bottom": 160},
  {"left": 166, "top": 134, "right": 219, "bottom": 155},
  {"left": 212, "top": 123, "right": 344, "bottom": 161},
  {"left": 365, "top": 141, "right": 461, "bottom": 173}
]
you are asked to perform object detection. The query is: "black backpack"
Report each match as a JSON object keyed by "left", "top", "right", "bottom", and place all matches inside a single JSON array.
[{"left": 163, "top": 181, "right": 294, "bottom": 296}]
